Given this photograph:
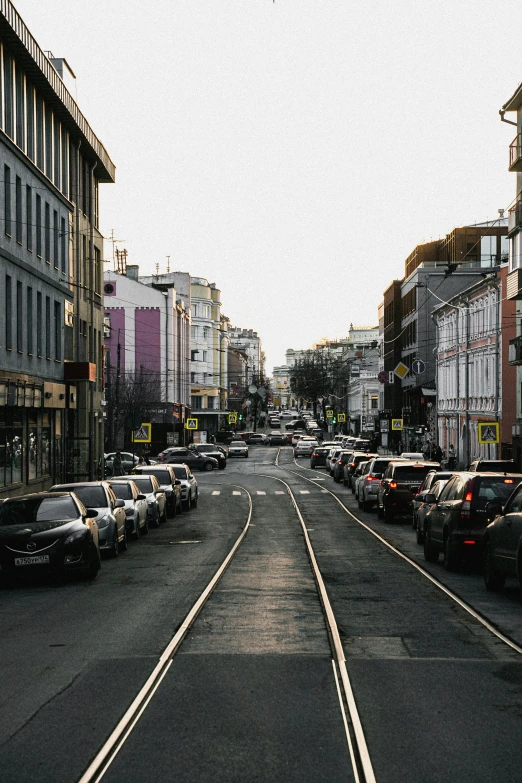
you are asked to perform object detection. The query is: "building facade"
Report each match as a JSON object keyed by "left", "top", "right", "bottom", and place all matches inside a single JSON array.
[{"left": 0, "top": 3, "right": 114, "bottom": 496}]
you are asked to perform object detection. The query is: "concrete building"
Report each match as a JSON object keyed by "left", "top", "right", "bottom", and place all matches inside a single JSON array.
[
  {"left": 229, "top": 327, "right": 264, "bottom": 383},
  {"left": 0, "top": 3, "right": 115, "bottom": 495},
  {"left": 103, "top": 267, "right": 191, "bottom": 451},
  {"left": 434, "top": 267, "right": 515, "bottom": 467}
]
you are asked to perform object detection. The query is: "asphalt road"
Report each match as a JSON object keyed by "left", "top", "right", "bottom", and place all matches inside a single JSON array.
[{"left": 2, "top": 443, "right": 522, "bottom": 782}]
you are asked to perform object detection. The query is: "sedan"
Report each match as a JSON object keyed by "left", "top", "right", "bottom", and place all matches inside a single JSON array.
[
  {"left": 268, "top": 432, "right": 285, "bottom": 446},
  {"left": 310, "top": 446, "right": 330, "bottom": 468},
  {"left": 129, "top": 474, "right": 167, "bottom": 527},
  {"left": 104, "top": 451, "right": 139, "bottom": 476},
  {"left": 160, "top": 448, "right": 218, "bottom": 472},
  {"left": 0, "top": 492, "right": 101, "bottom": 579},
  {"left": 483, "top": 480, "right": 522, "bottom": 590},
  {"left": 294, "top": 440, "right": 318, "bottom": 458},
  {"left": 130, "top": 466, "right": 183, "bottom": 517},
  {"left": 169, "top": 464, "right": 198, "bottom": 510},
  {"left": 190, "top": 444, "right": 227, "bottom": 469},
  {"left": 109, "top": 479, "right": 149, "bottom": 539},
  {"left": 229, "top": 440, "right": 249, "bottom": 458}
]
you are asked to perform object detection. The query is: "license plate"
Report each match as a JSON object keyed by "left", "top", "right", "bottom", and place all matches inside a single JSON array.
[{"left": 14, "top": 555, "right": 50, "bottom": 566}]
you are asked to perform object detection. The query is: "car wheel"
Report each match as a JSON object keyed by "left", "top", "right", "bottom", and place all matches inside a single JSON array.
[
  {"left": 362, "top": 499, "right": 371, "bottom": 512},
  {"left": 191, "top": 492, "right": 198, "bottom": 508},
  {"left": 82, "top": 543, "right": 101, "bottom": 580},
  {"left": 424, "top": 525, "right": 439, "bottom": 563},
  {"left": 204, "top": 462, "right": 214, "bottom": 471},
  {"left": 358, "top": 496, "right": 363, "bottom": 509},
  {"left": 443, "top": 532, "right": 458, "bottom": 571},
  {"left": 351, "top": 484, "right": 356, "bottom": 494},
  {"left": 119, "top": 526, "right": 128, "bottom": 552},
  {"left": 377, "top": 503, "right": 384, "bottom": 519},
  {"left": 183, "top": 496, "right": 191, "bottom": 512},
  {"left": 484, "top": 541, "right": 505, "bottom": 591},
  {"left": 383, "top": 504, "right": 394, "bottom": 524},
  {"left": 416, "top": 520, "right": 425, "bottom": 545},
  {"left": 245, "top": 454, "right": 249, "bottom": 458},
  {"left": 141, "top": 516, "right": 149, "bottom": 535},
  {"left": 160, "top": 508, "right": 168, "bottom": 524},
  {"left": 219, "top": 464, "right": 225, "bottom": 470},
  {"left": 412, "top": 512, "right": 417, "bottom": 530},
  {"left": 132, "top": 517, "right": 140, "bottom": 540},
  {"left": 109, "top": 527, "right": 119, "bottom": 558}
]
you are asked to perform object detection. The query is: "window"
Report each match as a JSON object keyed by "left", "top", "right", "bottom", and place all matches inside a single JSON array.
[
  {"left": 480, "top": 235, "right": 497, "bottom": 268},
  {"left": 61, "top": 128, "right": 68, "bottom": 199},
  {"left": 27, "top": 287, "right": 33, "bottom": 354},
  {"left": 44, "top": 202, "right": 50, "bottom": 262},
  {"left": 94, "top": 247, "right": 101, "bottom": 293},
  {"left": 371, "top": 396, "right": 379, "bottom": 409},
  {"left": 44, "top": 106, "right": 52, "bottom": 177},
  {"left": 15, "top": 63, "right": 24, "bottom": 150},
  {"left": 191, "top": 396, "right": 202, "bottom": 409},
  {"left": 36, "top": 96, "right": 44, "bottom": 170},
  {"left": 191, "top": 372, "right": 196, "bottom": 383},
  {"left": 54, "top": 301, "right": 61, "bottom": 361},
  {"left": 16, "top": 281, "right": 22, "bottom": 352},
  {"left": 36, "top": 292, "right": 42, "bottom": 356},
  {"left": 202, "top": 350, "right": 208, "bottom": 362},
  {"left": 60, "top": 217, "right": 66, "bottom": 274},
  {"left": 5, "top": 276, "right": 12, "bottom": 350},
  {"left": 26, "top": 84, "right": 35, "bottom": 162},
  {"left": 15, "top": 176, "right": 22, "bottom": 244},
  {"left": 53, "top": 116, "right": 60, "bottom": 187},
  {"left": 45, "top": 296, "right": 51, "bottom": 359},
  {"left": 3, "top": 53, "right": 13, "bottom": 139},
  {"left": 36, "top": 194, "right": 42, "bottom": 256},
  {"left": 4, "top": 165, "right": 11, "bottom": 236},
  {"left": 26, "top": 186, "right": 32, "bottom": 251},
  {"left": 53, "top": 210, "right": 58, "bottom": 268},
  {"left": 192, "top": 304, "right": 198, "bottom": 318}
]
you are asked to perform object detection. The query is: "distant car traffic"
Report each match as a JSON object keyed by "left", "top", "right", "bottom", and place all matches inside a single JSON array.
[
  {"left": 157, "top": 447, "right": 218, "bottom": 472},
  {"left": 229, "top": 440, "right": 249, "bottom": 458},
  {"left": 104, "top": 451, "right": 139, "bottom": 475},
  {"left": 190, "top": 444, "right": 227, "bottom": 469}
]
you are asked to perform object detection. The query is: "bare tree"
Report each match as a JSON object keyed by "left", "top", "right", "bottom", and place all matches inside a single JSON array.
[{"left": 105, "top": 370, "right": 160, "bottom": 451}]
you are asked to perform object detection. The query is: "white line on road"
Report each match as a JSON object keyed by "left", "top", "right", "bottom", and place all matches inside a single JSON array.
[
  {"left": 257, "top": 491, "right": 266, "bottom": 495},
  {"left": 211, "top": 491, "right": 220, "bottom": 496},
  {"left": 232, "top": 491, "right": 242, "bottom": 495},
  {"left": 300, "top": 490, "right": 310, "bottom": 494},
  {"left": 275, "top": 491, "right": 285, "bottom": 495}
]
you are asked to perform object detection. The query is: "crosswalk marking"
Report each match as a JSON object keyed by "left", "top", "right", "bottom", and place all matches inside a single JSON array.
[
  {"left": 257, "top": 491, "right": 266, "bottom": 495},
  {"left": 275, "top": 491, "right": 285, "bottom": 495},
  {"left": 232, "top": 491, "right": 242, "bottom": 496},
  {"left": 211, "top": 491, "right": 220, "bottom": 496},
  {"left": 300, "top": 490, "right": 310, "bottom": 494}
]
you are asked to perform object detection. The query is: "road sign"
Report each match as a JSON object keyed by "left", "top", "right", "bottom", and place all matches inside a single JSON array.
[
  {"left": 394, "top": 362, "right": 409, "bottom": 379},
  {"left": 391, "top": 418, "right": 404, "bottom": 431},
  {"left": 228, "top": 413, "right": 238, "bottom": 424},
  {"left": 478, "top": 421, "right": 499, "bottom": 444},
  {"left": 380, "top": 419, "right": 389, "bottom": 432},
  {"left": 338, "top": 413, "right": 346, "bottom": 423},
  {"left": 378, "top": 370, "right": 389, "bottom": 384},
  {"left": 326, "top": 409, "right": 334, "bottom": 418},
  {"left": 131, "top": 423, "right": 151, "bottom": 443},
  {"left": 412, "top": 359, "right": 426, "bottom": 375},
  {"left": 186, "top": 418, "right": 198, "bottom": 430}
]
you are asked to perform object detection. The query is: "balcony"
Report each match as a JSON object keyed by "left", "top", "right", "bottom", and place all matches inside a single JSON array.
[
  {"left": 507, "top": 269, "right": 522, "bottom": 301},
  {"left": 509, "top": 134, "right": 522, "bottom": 172},
  {"left": 509, "top": 335, "right": 522, "bottom": 365},
  {"left": 508, "top": 201, "right": 522, "bottom": 234}
]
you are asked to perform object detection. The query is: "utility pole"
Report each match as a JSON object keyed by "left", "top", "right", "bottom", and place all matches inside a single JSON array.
[{"left": 115, "top": 329, "right": 121, "bottom": 449}]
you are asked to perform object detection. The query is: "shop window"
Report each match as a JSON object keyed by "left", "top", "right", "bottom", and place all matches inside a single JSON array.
[{"left": 0, "top": 409, "right": 23, "bottom": 488}]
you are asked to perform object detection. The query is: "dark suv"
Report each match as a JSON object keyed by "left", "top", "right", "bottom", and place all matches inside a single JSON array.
[
  {"left": 377, "top": 460, "right": 440, "bottom": 523},
  {"left": 468, "top": 459, "right": 518, "bottom": 473},
  {"left": 423, "top": 472, "right": 522, "bottom": 570},
  {"left": 343, "top": 452, "right": 378, "bottom": 490}
]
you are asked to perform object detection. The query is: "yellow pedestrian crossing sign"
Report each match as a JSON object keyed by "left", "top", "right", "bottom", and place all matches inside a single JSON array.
[
  {"left": 131, "top": 423, "right": 151, "bottom": 443},
  {"left": 228, "top": 413, "right": 238, "bottom": 424},
  {"left": 391, "top": 418, "right": 403, "bottom": 431},
  {"left": 186, "top": 418, "right": 198, "bottom": 430},
  {"left": 478, "top": 421, "right": 499, "bottom": 444},
  {"left": 338, "top": 413, "right": 346, "bottom": 423}
]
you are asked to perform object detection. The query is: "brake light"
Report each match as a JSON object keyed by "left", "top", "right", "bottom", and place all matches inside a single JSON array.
[
  {"left": 350, "top": 462, "right": 356, "bottom": 468},
  {"left": 504, "top": 479, "right": 514, "bottom": 484},
  {"left": 338, "top": 460, "right": 343, "bottom": 464},
  {"left": 366, "top": 475, "right": 377, "bottom": 482},
  {"left": 464, "top": 492, "right": 473, "bottom": 502},
  {"left": 390, "top": 481, "right": 397, "bottom": 488},
  {"left": 313, "top": 452, "right": 319, "bottom": 457},
  {"left": 463, "top": 540, "right": 476, "bottom": 545},
  {"left": 461, "top": 478, "right": 476, "bottom": 520}
]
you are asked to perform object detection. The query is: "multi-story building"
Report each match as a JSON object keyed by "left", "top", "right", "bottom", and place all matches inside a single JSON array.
[
  {"left": 0, "top": 3, "right": 115, "bottom": 495},
  {"left": 272, "top": 364, "right": 293, "bottom": 408},
  {"left": 229, "top": 327, "right": 264, "bottom": 383},
  {"left": 103, "top": 266, "right": 191, "bottom": 451}
]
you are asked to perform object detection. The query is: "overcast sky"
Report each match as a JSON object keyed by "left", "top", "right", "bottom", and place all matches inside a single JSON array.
[{"left": 14, "top": 0, "right": 521, "bottom": 371}]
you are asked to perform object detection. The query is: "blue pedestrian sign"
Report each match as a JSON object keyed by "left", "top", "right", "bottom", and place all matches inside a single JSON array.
[{"left": 412, "top": 359, "right": 426, "bottom": 375}]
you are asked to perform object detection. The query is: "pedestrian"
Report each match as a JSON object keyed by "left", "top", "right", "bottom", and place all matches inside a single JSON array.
[
  {"left": 447, "top": 444, "right": 456, "bottom": 469},
  {"left": 138, "top": 455, "right": 146, "bottom": 466},
  {"left": 112, "top": 449, "right": 124, "bottom": 476},
  {"left": 434, "top": 444, "right": 443, "bottom": 463}
]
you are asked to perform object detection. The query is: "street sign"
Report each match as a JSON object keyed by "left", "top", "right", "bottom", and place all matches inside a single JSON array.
[
  {"left": 378, "top": 370, "right": 389, "bottom": 384},
  {"left": 380, "top": 419, "right": 389, "bottom": 432},
  {"left": 338, "top": 413, "right": 346, "bottom": 423},
  {"left": 412, "top": 359, "right": 426, "bottom": 375},
  {"left": 228, "top": 413, "right": 238, "bottom": 424},
  {"left": 478, "top": 421, "right": 499, "bottom": 444},
  {"left": 391, "top": 418, "right": 404, "bottom": 431},
  {"left": 326, "top": 409, "right": 334, "bottom": 418},
  {"left": 131, "top": 423, "right": 151, "bottom": 443},
  {"left": 186, "top": 418, "right": 198, "bottom": 430},
  {"left": 394, "top": 362, "right": 409, "bottom": 379},
  {"left": 248, "top": 385, "right": 257, "bottom": 394}
]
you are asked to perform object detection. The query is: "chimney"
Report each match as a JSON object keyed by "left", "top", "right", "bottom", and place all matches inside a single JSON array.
[{"left": 126, "top": 265, "right": 139, "bottom": 281}]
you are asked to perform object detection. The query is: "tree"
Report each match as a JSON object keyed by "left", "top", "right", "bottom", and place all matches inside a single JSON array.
[
  {"left": 105, "top": 369, "right": 160, "bottom": 451},
  {"left": 290, "top": 350, "right": 347, "bottom": 417}
]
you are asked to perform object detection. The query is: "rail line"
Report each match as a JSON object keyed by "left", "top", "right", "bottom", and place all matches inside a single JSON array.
[{"left": 275, "top": 448, "right": 522, "bottom": 657}]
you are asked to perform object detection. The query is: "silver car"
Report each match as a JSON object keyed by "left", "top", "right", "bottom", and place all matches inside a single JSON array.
[
  {"left": 129, "top": 474, "right": 167, "bottom": 527},
  {"left": 104, "top": 451, "right": 139, "bottom": 475},
  {"left": 294, "top": 439, "right": 319, "bottom": 458},
  {"left": 229, "top": 440, "right": 249, "bottom": 458},
  {"left": 169, "top": 464, "right": 198, "bottom": 510},
  {"left": 50, "top": 481, "right": 127, "bottom": 557},
  {"left": 109, "top": 479, "right": 149, "bottom": 538}
]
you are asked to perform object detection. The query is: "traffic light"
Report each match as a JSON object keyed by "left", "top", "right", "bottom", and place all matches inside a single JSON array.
[
  {"left": 239, "top": 413, "right": 243, "bottom": 420},
  {"left": 332, "top": 416, "right": 337, "bottom": 424}
]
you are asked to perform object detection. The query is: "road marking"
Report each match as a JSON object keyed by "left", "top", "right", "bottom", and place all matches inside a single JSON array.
[
  {"left": 312, "top": 478, "right": 325, "bottom": 481},
  {"left": 300, "top": 490, "right": 310, "bottom": 494},
  {"left": 232, "top": 491, "right": 242, "bottom": 496},
  {"left": 321, "top": 490, "right": 329, "bottom": 493},
  {"left": 275, "top": 491, "right": 285, "bottom": 495},
  {"left": 257, "top": 491, "right": 266, "bottom": 495},
  {"left": 211, "top": 491, "right": 220, "bottom": 496}
]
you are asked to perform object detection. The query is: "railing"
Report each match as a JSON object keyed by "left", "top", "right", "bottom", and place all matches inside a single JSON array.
[
  {"left": 509, "top": 335, "right": 522, "bottom": 365},
  {"left": 508, "top": 200, "right": 522, "bottom": 233},
  {"left": 509, "top": 134, "right": 522, "bottom": 171}
]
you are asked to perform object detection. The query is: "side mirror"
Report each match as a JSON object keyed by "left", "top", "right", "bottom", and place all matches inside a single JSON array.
[
  {"left": 155, "top": 489, "right": 164, "bottom": 496},
  {"left": 137, "top": 494, "right": 146, "bottom": 501},
  {"left": 114, "top": 499, "right": 125, "bottom": 508},
  {"left": 85, "top": 508, "right": 98, "bottom": 518},
  {"left": 175, "top": 479, "right": 182, "bottom": 485},
  {"left": 424, "top": 493, "right": 437, "bottom": 504}
]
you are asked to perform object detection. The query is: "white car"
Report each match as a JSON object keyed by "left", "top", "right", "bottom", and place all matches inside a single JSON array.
[
  {"left": 294, "top": 440, "right": 319, "bottom": 458},
  {"left": 229, "top": 440, "right": 249, "bottom": 458},
  {"left": 109, "top": 479, "right": 149, "bottom": 538},
  {"left": 399, "top": 452, "right": 425, "bottom": 461},
  {"left": 168, "top": 463, "right": 198, "bottom": 510}
]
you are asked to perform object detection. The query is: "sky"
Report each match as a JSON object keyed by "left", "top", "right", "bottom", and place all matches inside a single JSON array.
[{"left": 13, "top": 0, "right": 521, "bottom": 372}]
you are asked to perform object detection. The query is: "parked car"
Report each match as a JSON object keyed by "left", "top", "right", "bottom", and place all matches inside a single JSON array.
[
  {"left": 310, "top": 446, "right": 330, "bottom": 468},
  {"left": 415, "top": 480, "right": 449, "bottom": 544},
  {"left": 190, "top": 444, "right": 227, "bottom": 469},
  {"left": 326, "top": 447, "right": 344, "bottom": 475},
  {"left": 483, "top": 480, "right": 522, "bottom": 590},
  {"left": 356, "top": 456, "right": 396, "bottom": 511},
  {"left": 343, "top": 452, "right": 379, "bottom": 490},
  {"left": 104, "top": 451, "right": 139, "bottom": 476},
  {"left": 294, "top": 440, "right": 318, "bottom": 458},
  {"left": 0, "top": 492, "right": 101, "bottom": 579},
  {"left": 268, "top": 432, "right": 285, "bottom": 446},
  {"left": 50, "top": 481, "right": 127, "bottom": 557},
  {"left": 412, "top": 471, "right": 456, "bottom": 532},
  {"left": 279, "top": 410, "right": 294, "bottom": 418},
  {"left": 168, "top": 464, "right": 198, "bottom": 510},
  {"left": 129, "top": 474, "right": 167, "bottom": 527},
  {"left": 229, "top": 440, "right": 249, "bottom": 458},
  {"left": 333, "top": 450, "right": 355, "bottom": 483},
  {"left": 130, "top": 466, "right": 182, "bottom": 517},
  {"left": 423, "top": 472, "right": 522, "bottom": 569},
  {"left": 108, "top": 479, "right": 149, "bottom": 539},
  {"left": 158, "top": 447, "right": 219, "bottom": 472},
  {"left": 377, "top": 461, "right": 440, "bottom": 523},
  {"left": 468, "top": 458, "right": 519, "bottom": 473}
]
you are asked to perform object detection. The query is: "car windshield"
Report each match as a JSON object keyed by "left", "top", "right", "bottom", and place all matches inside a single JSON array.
[
  {"left": 171, "top": 466, "right": 188, "bottom": 479},
  {"left": 132, "top": 477, "right": 153, "bottom": 492},
  {"left": 137, "top": 469, "right": 172, "bottom": 484},
  {"left": 372, "top": 460, "right": 392, "bottom": 474},
  {"left": 230, "top": 441, "right": 245, "bottom": 446},
  {"left": 0, "top": 496, "right": 78, "bottom": 526},
  {"left": 111, "top": 483, "right": 133, "bottom": 500},
  {"left": 60, "top": 486, "right": 107, "bottom": 507},
  {"left": 394, "top": 466, "right": 433, "bottom": 481}
]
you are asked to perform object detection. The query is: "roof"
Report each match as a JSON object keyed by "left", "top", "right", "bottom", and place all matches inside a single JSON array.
[{"left": 502, "top": 82, "right": 522, "bottom": 113}]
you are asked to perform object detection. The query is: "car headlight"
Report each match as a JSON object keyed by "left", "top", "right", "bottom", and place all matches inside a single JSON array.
[
  {"left": 64, "top": 530, "right": 88, "bottom": 545},
  {"left": 97, "top": 514, "right": 110, "bottom": 528}
]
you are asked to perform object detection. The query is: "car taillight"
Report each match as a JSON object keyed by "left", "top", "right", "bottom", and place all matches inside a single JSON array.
[
  {"left": 366, "top": 475, "right": 377, "bottom": 482},
  {"left": 338, "top": 460, "right": 343, "bottom": 464},
  {"left": 461, "top": 478, "right": 476, "bottom": 520},
  {"left": 504, "top": 479, "right": 514, "bottom": 484},
  {"left": 313, "top": 452, "right": 319, "bottom": 457},
  {"left": 390, "top": 480, "right": 397, "bottom": 488},
  {"left": 350, "top": 462, "right": 356, "bottom": 468}
]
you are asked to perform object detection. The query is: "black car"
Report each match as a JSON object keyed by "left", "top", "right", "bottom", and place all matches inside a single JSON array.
[
  {"left": 0, "top": 492, "right": 101, "bottom": 579},
  {"left": 423, "top": 472, "right": 522, "bottom": 570},
  {"left": 468, "top": 458, "right": 518, "bottom": 473},
  {"left": 377, "top": 460, "right": 440, "bottom": 522},
  {"left": 310, "top": 446, "right": 329, "bottom": 468},
  {"left": 190, "top": 444, "right": 227, "bottom": 469},
  {"left": 483, "top": 480, "right": 522, "bottom": 590},
  {"left": 131, "top": 466, "right": 183, "bottom": 516},
  {"left": 157, "top": 448, "right": 218, "bottom": 472}
]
